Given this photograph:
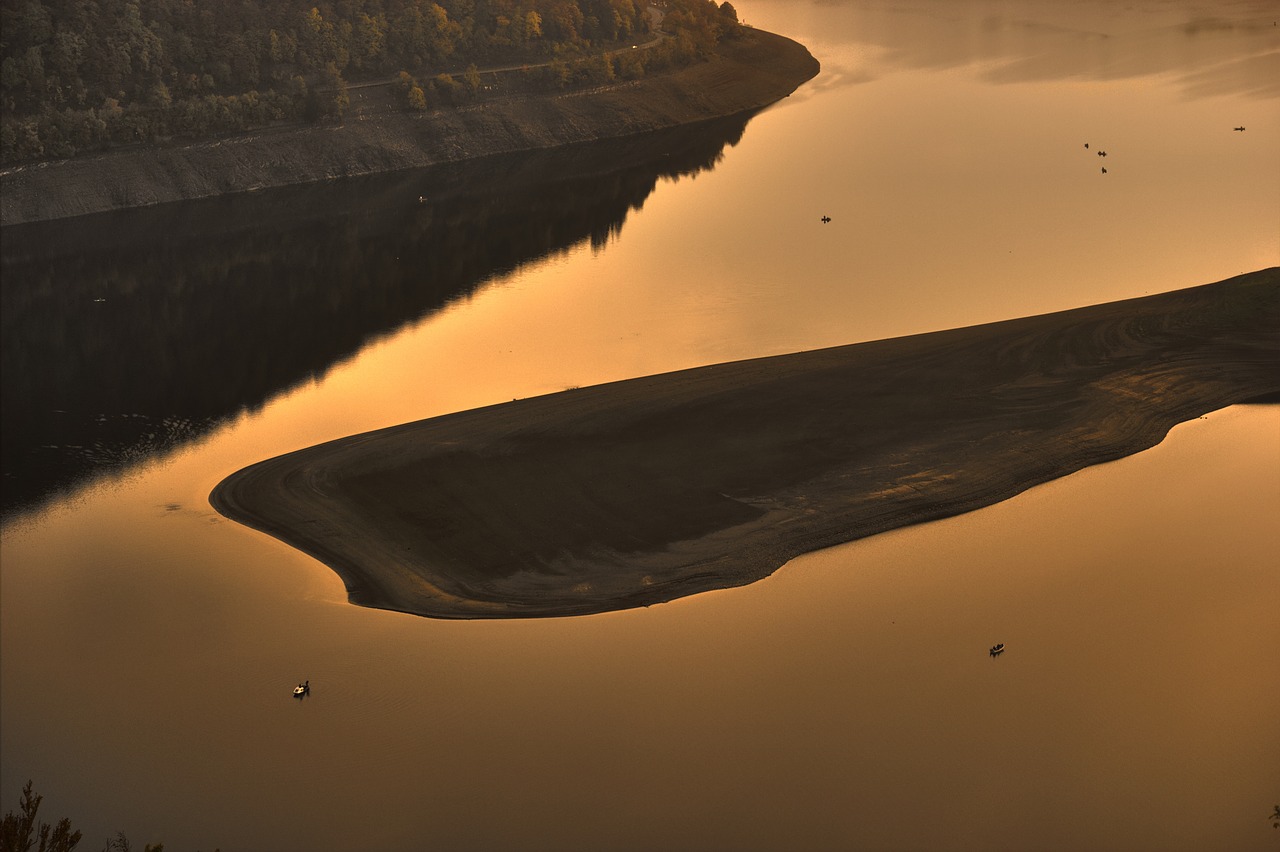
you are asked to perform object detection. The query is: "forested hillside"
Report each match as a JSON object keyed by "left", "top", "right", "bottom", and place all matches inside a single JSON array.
[{"left": 0, "top": 0, "right": 740, "bottom": 163}]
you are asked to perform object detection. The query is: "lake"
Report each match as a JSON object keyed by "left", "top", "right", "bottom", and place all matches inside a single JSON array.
[{"left": 2, "top": 0, "right": 1277, "bottom": 849}]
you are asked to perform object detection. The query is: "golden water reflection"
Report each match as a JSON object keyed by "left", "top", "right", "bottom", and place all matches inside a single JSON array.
[
  {"left": 3, "top": 407, "right": 1275, "bottom": 849},
  {"left": 1, "top": 0, "right": 1278, "bottom": 847},
  {"left": 747, "top": 0, "right": 1280, "bottom": 98}
]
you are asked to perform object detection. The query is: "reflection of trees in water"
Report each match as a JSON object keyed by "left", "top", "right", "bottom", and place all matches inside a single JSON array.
[{"left": 0, "top": 114, "right": 751, "bottom": 518}]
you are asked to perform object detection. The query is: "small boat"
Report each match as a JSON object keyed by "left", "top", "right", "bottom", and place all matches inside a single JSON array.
[
  {"left": 293, "top": 680, "right": 310, "bottom": 697},
  {"left": 989, "top": 643, "right": 1005, "bottom": 656}
]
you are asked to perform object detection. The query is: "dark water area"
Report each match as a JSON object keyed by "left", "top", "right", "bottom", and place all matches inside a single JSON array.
[{"left": 0, "top": 113, "right": 751, "bottom": 517}]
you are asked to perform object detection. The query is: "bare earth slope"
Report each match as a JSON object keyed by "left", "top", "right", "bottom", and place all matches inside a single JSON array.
[
  {"left": 210, "top": 269, "right": 1280, "bottom": 619},
  {"left": 0, "top": 29, "right": 818, "bottom": 226}
]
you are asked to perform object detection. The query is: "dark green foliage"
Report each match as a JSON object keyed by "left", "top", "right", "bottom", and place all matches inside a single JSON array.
[
  {"left": 0, "top": 780, "right": 82, "bottom": 852},
  {"left": 659, "top": 0, "right": 736, "bottom": 52},
  {"left": 0, "top": 0, "right": 735, "bottom": 163},
  {"left": 397, "top": 71, "right": 428, "bottom": 109},
  {"left": 2, "top": 0, "right": 713, "bottom": 162},
  {"left": 429, "top": 71, "right": 462, "bottom": 103},
  {"left": 318, "top": 61, "right": 349, "bottom": 119},
  {"left": 0, "top": 782, "right": 172, "bottom": 852},
  {"left": 103, "top": 830, "right": 164, "bottom": 852}
]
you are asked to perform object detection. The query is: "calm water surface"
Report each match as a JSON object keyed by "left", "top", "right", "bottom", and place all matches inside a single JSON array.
[{"left": 2, "top": 0, "right": 1278, "bottom": 849}]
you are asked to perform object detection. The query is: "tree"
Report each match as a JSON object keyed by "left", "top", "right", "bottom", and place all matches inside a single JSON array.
[
  {"left": 103, "top": 830, "right": 164, "bottom": 852},
  {"left": 614, "top": 48, "right": 646, "bottom": 80},
  {"left": 352, "top": 13, "right": 386, "bottom": 70},
  {"left": 425, "top": 3, "right": 461, "bottom": 63},
  {"left": 546, "top": 58, "right": 571, "bottom": 88},
  {"left": 0, "top": 779, "right": 83, "bottom": 852},
  {"left": 430, "top": 72, "right": 460, "bottom": 104},
  {"left": 147, "top": 81, "right": 171, "bottom": 108},
  {"left": 523, "top": 10, "right": 543, "bottom": 41},
  {"left": 318, "top": 61, "right": 348, "bottom": 120},
  {"left": 718, "top": 2, "right": 739, "bottom": 27},
  {"left": 0, "top": 781, "right": 170, "bottom": 852},
  {"left": 1, "top": 0, "right": 737, "bottom": 165},
  {"left": 463, "top": 63, "right": 481, "bottom": 94},
  {"left": 581, "top": 53, "right": 614, "bottom": 84}
]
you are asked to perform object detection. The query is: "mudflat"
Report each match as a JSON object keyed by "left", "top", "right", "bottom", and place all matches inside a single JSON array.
[{"left": 211, "top": 268, "right": 1280, "bottom": 619}]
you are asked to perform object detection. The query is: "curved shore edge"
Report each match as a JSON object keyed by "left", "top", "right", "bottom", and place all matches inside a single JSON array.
[
  {"left": 210, "top": 268, "right": 1280, "bottom": 620},
  {"left": 0, "top": 29, "right": 818, "bottom": 226}
]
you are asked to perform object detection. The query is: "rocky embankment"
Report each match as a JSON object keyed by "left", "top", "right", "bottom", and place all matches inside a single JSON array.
[{"left": 0, "top": 29, "right": 818, "bottom": 226}]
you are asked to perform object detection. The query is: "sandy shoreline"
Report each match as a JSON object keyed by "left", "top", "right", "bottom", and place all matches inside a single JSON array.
[{"left": 210, "top": 269, "right": 1280, "bottom": 619}]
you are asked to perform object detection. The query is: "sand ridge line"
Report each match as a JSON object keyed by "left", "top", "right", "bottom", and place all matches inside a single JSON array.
[{"left": 210, "top": 268, "right": 1280, "bottom": 619}]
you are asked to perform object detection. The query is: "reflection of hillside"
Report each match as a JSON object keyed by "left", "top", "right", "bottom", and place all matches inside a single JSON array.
[{"left": 0, "top": 113, "right": 753, "bottom": 518}]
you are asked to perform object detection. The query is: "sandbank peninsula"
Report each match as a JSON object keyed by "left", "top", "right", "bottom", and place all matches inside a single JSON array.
[{"left": 211, "top": 269, "right": 1280, "bottom": 618}]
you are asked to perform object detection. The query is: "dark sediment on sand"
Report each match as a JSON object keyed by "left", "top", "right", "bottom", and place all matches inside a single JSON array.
[{"left": 210, "top": 268, "right": 1280, "bottom": 619}]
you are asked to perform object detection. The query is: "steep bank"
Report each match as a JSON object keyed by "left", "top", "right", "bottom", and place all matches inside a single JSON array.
[
  {"left": 0, "top": 29, "right": 817, "bottom": 226},
  {"left": 211, "top": 269, "right": 1280, "bottom": 620}
]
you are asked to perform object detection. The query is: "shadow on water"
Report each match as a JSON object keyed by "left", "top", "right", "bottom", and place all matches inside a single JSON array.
[{"left": 0, "top": 112, "right": 755, "bottom": 520}]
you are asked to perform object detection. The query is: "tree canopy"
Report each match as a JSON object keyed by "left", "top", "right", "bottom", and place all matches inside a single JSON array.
[{"left": 1, "top": 0, "right": 742, "bottom": 163}]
